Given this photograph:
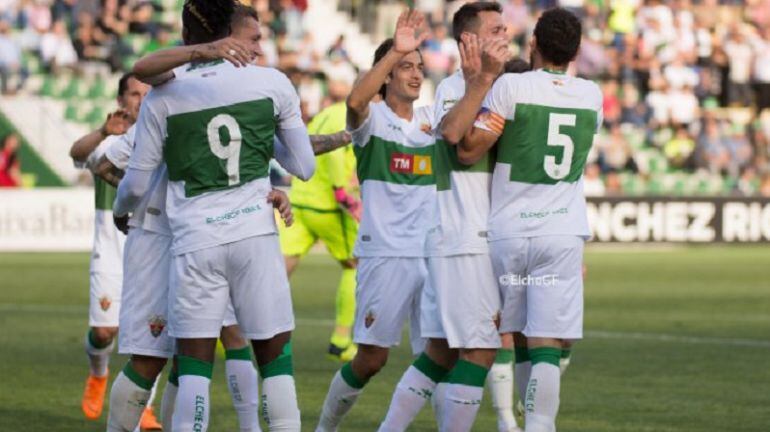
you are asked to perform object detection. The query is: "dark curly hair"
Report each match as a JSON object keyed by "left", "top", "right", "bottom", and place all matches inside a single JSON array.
[
  {"left": 533, "top": 8, "right": 582, "bottom": 67},
  {"left": 182, "top": 0, "right": 236, "bottom": 45}
]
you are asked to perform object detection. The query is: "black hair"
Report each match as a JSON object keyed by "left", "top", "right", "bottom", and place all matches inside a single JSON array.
[
  {"left": 504, "top": 58, "right": 531, "bottom": 74},
  {"left": 232, "top": 3, "right": 259, "bottom": 28},
  {"left": 373, "top": 38, "right": 393, "bottom": 99},
  {"left": 533, "top": 7, "right": 582, "bottom": 67},
  {"left": 182, "top": 0, "right": 236, "bottom": 45},
  {"left": 451, "top": 2, "right": 502, "bottom": 43},
  {"left": 117, "top": 72, "right": 137, "bottom": 97}
]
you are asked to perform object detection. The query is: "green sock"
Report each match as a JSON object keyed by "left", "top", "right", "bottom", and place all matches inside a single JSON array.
[
  {"left": 258, "top": 340, "right": 294, "bottom": 378},
  {"left": 340, "top": 362, "right": 368, "bottom": 389},
  {"left": 495, "top": 348, "right": 514, "bottom": 364},
  {"left": 122, "top": 361, "right": 154, "bottom": 391}
]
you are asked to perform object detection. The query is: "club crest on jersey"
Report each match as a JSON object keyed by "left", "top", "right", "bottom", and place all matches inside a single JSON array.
[
  {"left": 148, "top": 315, "right": 167, "bottom": 338},
  {"left": 390, "top": 152, "right": 432, "bottom": 175},
  {"left": 364, "top": 311, "right": 376, "bottom": 328},
  {"left": 99, "top": 296, "right": 111, "bottom": 311}
]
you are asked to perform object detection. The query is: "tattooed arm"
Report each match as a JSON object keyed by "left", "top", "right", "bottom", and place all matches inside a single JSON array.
[{"left": 310, "top": 131, "right": 352, "bottom": 156}]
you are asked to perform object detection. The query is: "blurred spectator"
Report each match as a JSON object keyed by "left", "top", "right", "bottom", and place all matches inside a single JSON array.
[
  {"left": 583, "top": 163, "right": 606, "bottom": 196},
  {"left": 664, "top": 126, "right": 696, "bottom": 169},
  {"left": 724, "top": 123, "right": 753, "bottom": 177},
  {"left": 598, "top": 124, "right": 638, "bottom": 173},
  {"left": 722, "top": 26, "right": 754, "bottom": 106},
  {"left": 695, "top": 118, "right": 730, "bottom": 174},
  {"left": 40, "top": 19, "right": 77, "bottom": 72},
  {"left": 0, "top": 19, "right": 27, "bottom": 94},
  {"left": 0, "top": 132, "right": 21, "bottom": 187},
  {"left": 754, "top": 27, "right": 770, "bottom": 113}
]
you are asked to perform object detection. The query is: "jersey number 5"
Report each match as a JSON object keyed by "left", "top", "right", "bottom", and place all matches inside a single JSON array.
[
  {"left": 207, "top": 114, "right": 242, "bottom": 186},
  {"left": 544, "top": 113, "right": 576, "bottom": 181}
]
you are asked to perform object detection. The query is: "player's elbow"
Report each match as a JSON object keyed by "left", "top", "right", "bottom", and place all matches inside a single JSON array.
[
  {"left": 346, "top": 94, "right": 368, "bottom": 116},
  {"left": 440, "top": 121, "right": 464, "bottom": 146},
  {"left": 295, "top": 158, "right": 316, "bottom": 181}
]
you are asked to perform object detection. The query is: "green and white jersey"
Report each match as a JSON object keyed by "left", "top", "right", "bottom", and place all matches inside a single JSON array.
[
  {"left": 351, "top": 101, "right": 436, "bottom": 257},
  {"left": 474, "top": 69, "right": 603, "bottom": 240},
  {"left": 428, "top": 70, "right": 494, "bottom": 256},
  {"left": 129, "top": 61, "right": 304, "bottom": 255},
  {"left": 79, "top": 136, "right": 126, "bottom": 273},
  {"left": 105, "top": 125, "right": 171, "bottom": 236}
]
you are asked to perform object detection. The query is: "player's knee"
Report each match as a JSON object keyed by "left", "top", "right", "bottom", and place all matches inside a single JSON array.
[
  {"left": 353, "top": 346, "right": 388, "bottom": 378},
  {"left": 460, "top": 348, "right": 497, "bottom": 369},
  {"left": 220, "top": 325, "right": 248, "bottom": 349},
  {"left": 91, "top": 326, "right": 117, "bottom": 345},
  {"left": 130, "top": 355, "right": 167, "bottom": 380}
]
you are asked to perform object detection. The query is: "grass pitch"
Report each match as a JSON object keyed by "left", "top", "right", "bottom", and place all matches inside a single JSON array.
[{"left": 1, "top": 246, "right": 769, "bottom": 431}]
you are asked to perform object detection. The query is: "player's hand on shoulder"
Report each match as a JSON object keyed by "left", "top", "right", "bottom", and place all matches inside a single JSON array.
[
  {"left": 102, "top": 109, "right": 132, "bottom": 136},
  {"left": 113, "top": 214, "right": 130, "bottom": 235},
  {"left": 202, "top": 37, "right": 254, "bottom": 67},
  {"left": 392, "top": 9, "right": 429, "bottom": 54},
  {"left": 268, "top": 189, "right": 293, "bottom": 227}
]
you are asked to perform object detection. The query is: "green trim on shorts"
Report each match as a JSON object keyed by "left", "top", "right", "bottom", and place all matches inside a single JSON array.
[
  {"left": 514, "top": 347, "right": 531, "bottom": 364},
  {"left": 529, "top": 347, "right": 561, "bottom": 367},
  {"left": 122, "top": 362, "right": 155, "bottom": 391},
  {"left": 225, "top": 346, "right": 252, "bottom": 361},
  {"left": 413, "top": 352, "right": 450, "bottom": 383},
  {"left": 177, "top": 355, "right": 213, "bottom": 379},
  {"left": 446, "top": 360, "right": 489, "bottom": 387},
  {"left": 495, "top": 348, "right": 514, "bottom": 364},
  {"left": 258, "top": 341, "right": 293, "bottom": 378},
  {"left": 340, "top": 362, "right": 368, "bottom": 389}
]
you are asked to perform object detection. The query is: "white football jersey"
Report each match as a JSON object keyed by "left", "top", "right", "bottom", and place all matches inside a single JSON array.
[
  {"left": 351, "top": 101, "right": 436, "bottom": 257},
  {"left": 81, "top": 136, "right": 126, "bottom": 273},
  {"left": 129, "top": 61, "right": 304, "bottom": 255},
  {"left": 474, "top": 69, "right": 603, "bottom": 240},
  {"left": 428, "top": 70, "right": 493, "bottom": 256}
]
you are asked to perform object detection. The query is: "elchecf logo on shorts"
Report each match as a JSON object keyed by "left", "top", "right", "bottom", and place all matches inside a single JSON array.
[
  {"left": 148, "top": 315, "right": 167, "bottom": 338},
  {"left": 99, "top": 296, "right": 112, "bottom": 311}
]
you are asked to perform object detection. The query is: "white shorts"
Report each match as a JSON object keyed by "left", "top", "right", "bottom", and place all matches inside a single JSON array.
[
  {"left": 119, "top": 228, "right": 175, "bottom": 358},
  {"left": 169, "top": 234, "right": 294, "bottom": 340},
  {"left": 354, "top": 257, "right": 427, "bottom": 354},
  {"left": 491, "top": 236, "right": 585, "bottom": 340},
  {"left": 424, "top": 254, "right": 502, "bottom": 349},
  {"left": 89, "top": 272, "right": 122, "bottom": 327}
]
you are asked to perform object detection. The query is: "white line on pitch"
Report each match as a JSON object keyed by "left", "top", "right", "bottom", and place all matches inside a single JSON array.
[{"left": 2, "top": 304, "right": 769, "bottom": 349}]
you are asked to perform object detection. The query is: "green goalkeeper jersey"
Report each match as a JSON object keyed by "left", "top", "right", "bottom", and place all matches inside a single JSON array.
[{"left": 289, "top": 102, "right": 357, "bottom": 211}]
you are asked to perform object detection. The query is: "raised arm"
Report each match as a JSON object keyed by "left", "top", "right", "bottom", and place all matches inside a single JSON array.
[
  {"left": 346, "top": 10, "right": 428, "bottom": 130},
  {"left": 441, "top": 35, "right": 509, "bottom": 165},
  {"left": 69, "top": 109, "right": 131, "bottom": 162},
  {"left": 93, "top": 155, "right": 124, "bottom": 187},
  {"left": 132, "top": 37, "right": 254, "bottom": 85}
]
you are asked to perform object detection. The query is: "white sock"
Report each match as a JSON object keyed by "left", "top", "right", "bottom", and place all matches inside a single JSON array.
[
  {"left": 106, "top": 370, "right": 152, "bottom": 432},
  {"left": 524, "top": 357, "right": 561, "bottom": 432},
  {"left": 431, "top": 382, "right": 448, "bottom": 430},
  {"left": 440, "top": 360, "right": 488, "bottom": 432},
  {"left": 172, "top": 357, "right": 213, "bottom": 432},
  {"left": 487, "top": 362, "right": 518, "bottom": 431},
  {"left": 378, "top": 357, "right": 445, "bottom": 432},
  {"left": 559, "top": 353, "right": 571, "bottom": 376},
  {"left": 225, "top": 353, "right": 261, "bottom": 432},
  {"left": 85, "top": 330, "right": 114, "bottom": 377},
  {"left": 316, "top": 367, "right": 365, "bottom": 432},
  {"left": 514, "top": 361, "right": 531, "bottom": 405},
  {"left": 160, "top": 377, "right": 178, "bottom": 431},
  {"left": 147, "top": 373, "right": 159, "bottom": 408},
  {"left": 261, "top": 375, "right": 300, "bottom": 431}
]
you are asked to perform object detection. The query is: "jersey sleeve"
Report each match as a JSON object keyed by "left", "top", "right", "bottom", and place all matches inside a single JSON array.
[
  {"left": 104, "top": 128, "right": 134, "bottom": 170},
  {"left": 473, "top": 76, "right": 515, "bottom": 136},
  {"left": 128, "top": 94, "right": 166, "bottom": 171},
  {"left": 348, "top": 102, "right": 376, "bottom": 147},
  {"left": 273, "top": 72, "right": 305, "bottom": 131},
  {"left": 83, "top": 138, "right": 113, "bottom": 171}
]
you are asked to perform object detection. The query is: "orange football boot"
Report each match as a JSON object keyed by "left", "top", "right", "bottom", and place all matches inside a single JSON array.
[
  {"left": 81, "top": 372, "right": 109, "bottom": 420},
  {"left": 140, "top": 407, "right": 163, "bottom": 430}
]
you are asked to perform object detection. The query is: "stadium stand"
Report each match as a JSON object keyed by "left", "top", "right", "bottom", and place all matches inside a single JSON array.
[{"left": 0, "top": 0, "right": 769, "bottom": 196}]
